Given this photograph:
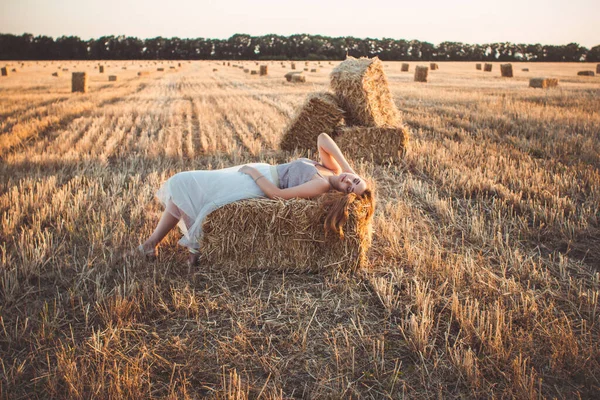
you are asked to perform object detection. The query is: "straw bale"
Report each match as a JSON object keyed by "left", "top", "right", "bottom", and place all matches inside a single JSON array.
[
  {"left": 501, "top": 64, "right": 513, "bottom": 77},
  {"left": 251, "top": 70, "right": 258, "bottom": 75},
  {"left": 311, "top": 68, "right": 318, "bottom": 72},
  {"left": 52, "top": 72, "right": 59, "bottom": 77},
  {"left": 304, "top": 68, "right": 309, "bottom": 71},
  {"left": 244, "top": 69, "right": 249, "bottom": 73},
  {"left": 305, "top": 61, "right": 309, "bottom": 66},
  {"left": 99, "top": 65, "right": 104, "bottom": 73},
  {"left": 401, "top": 63, "right": 409, "bottom": 72},
  {"left": 522, "top": 68, "right": 529, "bottom": 72},
  {"left": 529, "top": 78, "right": 558, "bottom": 89},
  {"left": 157, "top": 68, "right": 164, "bottom": 71},
  {"left": 178, "top": 63, "right": 182, "bottom": 67},
  {"left": 280, "top": 92, "right": 344, "bottom": 151},
  {"left": 476, "top": 63, "right": 482, "bottom": 70},
  {"left": 1, "top": 67, "right": 7, "bottom": 76},
  {"left": 577, "top": 71, "right": 595, "bottom": 76},
  {"left": 137, "top": 71, "right": 150, "bottom": 76},
  {"left": 282, "top": 65, "right": 286, "bottom": 68},
  {"left": 71, "top": 72, "right": 87, "bottom": 93},
  {"left": 333, "top": 125, "right": 409, "bottom": 164},
  {"left": 200, "top": 195, "right": 374, "bottom": 272},
  {"left": 108, "top": 75, "right": 117, "bottom": 82},
  {"left": 11, "top": 68, "right": 17, "bottom": 72},
  {"left": 484, "top": 63, "right": 493, "bottom": 72},
  {"left": 169, "top": 66, "right": 176, "bottom": 69},
  {"left": 291, "top": 63, "right": 296, "bottom": 70},
  {"left": 597, "top": 64, "right": 600, "bottom": 74},
  {"left": 291, "top": 74, "right": 306, "bottom": 83},
  {"left": 227, "top": 62, "right": 230, "bottom": 66},
  {"left": 330, "top": 56, "right": 401, "bottom": 127},
  {"left": 284, "top": 71, "right": 303, "bottom": 82},
  {"left": 260, "top": 65, "right": 268, "bottom": 76},
  {"left": 414, "top": 66, "right": 428, "bottom": 82},
  {"left": 62, "top": 68, "right": 69, "bottom": 71},
  {"left": 430, "top": 63, "right": 439, "bottom": 70},
  {"left": 213, "top": 68, "right": 218, "bottom": 72}
]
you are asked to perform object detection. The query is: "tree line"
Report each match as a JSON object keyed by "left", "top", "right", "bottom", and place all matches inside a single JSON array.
[{"left": 1, "top": 33, "right": 599, "bottom": 62}]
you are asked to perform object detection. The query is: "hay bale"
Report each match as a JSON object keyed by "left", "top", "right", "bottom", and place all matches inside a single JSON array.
[
  {"left": 11, "top": 68, "right": 17, "bottom": 72},
  {"left": 414, "top": 66, "right": 428, "bottom": 82},
  {"left": 99, "top": 65, "right": 104, "bottom": 73},
  {"left": 251, "top": 70, "right": 258, "bottom": 75},
  {"left": 333, "top": 125, "right": 409, "bottom": 164},
  {"left": 430, "top": 63, "right": 439, "bottom": 70},
  {"left": 291, "top": 74, "right": 306, "bottom": 83},
  {"left": 310, "top": 68, "right": 318, "bottom": 72},
  {"left": 71, "top": 72, "right": 87, "bottom": 93},
  {"left": 244, "top": 68, "right": 249, "bottom": 73},
  {"left": 1, "top": 67, "right": 7, "bottom": 76},
  {"left": 52, "top": 72, "right": 59, "bottom": 77},
  {"left": 476, "top": 63, "right": 482, "bottom": 70},
  {"left": 280, "top": 92, "right": 344, "bottom": 151},
  {"left": 304, "top": 68, "right": 309, "bottom": 71},
  {"left": 157, "top": 68, "right": 164, "bottom": 71},
  {"left": 62, "top": 68, "right": 69, "bottom": 71},
  {"left": 501, "top": 64, "right": 513, "bottom": 77},
  {"left": 577, "top": 71, "right": 595, "bottom": 76},
  {"left": 330, "top": 56, "right": 401, "bottom": 127},
  {"left": 529, "top": 77, "right": 559, "bottom": 89},
  {"left": 108, "top": 75, "right": 117, "bottom": 82},
  {"left": 291, "top": 63, "right": 296, "bottom": 70},
  {"left": 284, "top": 71, "right": 303, "bottom": 82},
  {"left": 260, "top": 65, "right": 268, "bottom": 76},
  {"left": 484, "top": 63, "right": 493, "bottom": 72},
  {"left": 137, "top": 71, "right": 150, "bottom": 76},
  {"left": 597, "top": 64, "right": 600, "bottom": 74},
  {"left": 522, "top": 68, "right": 529, "bottom": 72},
  {"left": 178, "top": 63, "right": 182, "bottom": 67},
  {"left": 401, "top": 63, "right": 409, "bottom": 72},
  {"left": 213, "top": 68, "right": 218, "bottom": 72},
  {"left": 200, "top": 196, "right": 374, "bottom": 272},
  {"left": 169, "top": 66, "right": 176, "bottom": 69},
  {"left": 121, "top": 67, "right": 127, "bottom": 70}
]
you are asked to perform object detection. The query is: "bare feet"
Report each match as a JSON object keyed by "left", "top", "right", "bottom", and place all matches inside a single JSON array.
[{"left": 187, "top": 249, "right": 200, "bottom": 267}]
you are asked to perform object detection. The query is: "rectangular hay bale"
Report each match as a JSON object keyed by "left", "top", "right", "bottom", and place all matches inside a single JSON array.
[
  {"left": 476, "top": 63, "right": 482, "bottom": 70},
  {"left": 1, "top": 67, "right": 8, "bottom": 76},
  {"left": 414, "top": 66, "right": 428, "bottom": 82},
  {"left": 200, "top": 196, "right": 374, "bottom": 272},
  {"left": 280, "top": 92, "right": 344, "bottom": 151},
  {"left": 291, "top": 74, "right": 306, "bottom": 83},
  {"left": 429, "top": 63, "right": 439, "bottom": 70},
  {"left": 529, "top": 77, "right": 559, "bottom": 89},
  {"left": 108, "top": 75, "right": 117, "bottom": 81},
  {"left": 501, "top": 63, "right": 513, "bottom": 77},
  {"left": 597, "top": 64, "right": 600, "bottom": 74},
  {"left": 577, "top": 71, "right": 595, "bottom": 76},
  {"left": 260, "top": 65, "right": 268, "bottom": 76},
  {"left": 484, "top": 63, "right": 493, "bottom": 72},
  {"left": 330, "top": 56, "right": 401, "bottom": 127},
  {"left": 99, "top": 65, "right": 104, "bottom": 73},
  {"left": 333, "top": 125, "right": 409, "bottom": 164},
  {"left": 401, "top": 63, "right": 409, "bottom": 72},
  {"left": 71, "top": 72, "right": 87, "bottom": 93}
]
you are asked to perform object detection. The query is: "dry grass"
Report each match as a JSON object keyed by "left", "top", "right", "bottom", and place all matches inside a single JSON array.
[{"left": 0, "top": 60, "right": 599, "bottom": 399}]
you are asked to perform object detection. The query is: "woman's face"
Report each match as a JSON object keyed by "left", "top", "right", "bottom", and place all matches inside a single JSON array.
[{"left": 333, "top": 172, "right": 367, "bottom": 195}]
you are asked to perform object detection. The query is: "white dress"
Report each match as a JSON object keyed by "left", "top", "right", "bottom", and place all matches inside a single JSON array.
[{"left": 156, "top": 163, "right": 278, "bottom": 250}]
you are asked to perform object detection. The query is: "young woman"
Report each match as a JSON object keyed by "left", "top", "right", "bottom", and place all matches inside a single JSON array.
[{"left": 131, "top": 132, "right": 374, "bottom": 266}]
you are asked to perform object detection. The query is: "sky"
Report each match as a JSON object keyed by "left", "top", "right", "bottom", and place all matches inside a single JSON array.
[{"left": 1, "top": 0, "right": 598, "bottom": 48}]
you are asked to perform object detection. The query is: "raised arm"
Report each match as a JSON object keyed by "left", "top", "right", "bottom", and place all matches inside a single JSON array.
[
  {"left": 239, "top": 166, "right": 330, "bottom": 200},
  {"left": 317, "top": 133, "right": 355, "bottom": 174}
]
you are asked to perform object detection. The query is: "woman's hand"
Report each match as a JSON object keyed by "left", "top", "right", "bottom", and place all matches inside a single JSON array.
[{"left": 238, "top": 165, "right": 255, "bottom": 176}]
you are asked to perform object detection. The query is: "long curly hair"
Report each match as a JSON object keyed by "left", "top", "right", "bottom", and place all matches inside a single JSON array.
[{"left": 320, "top": 188, "right": 375, "bottom": 239}]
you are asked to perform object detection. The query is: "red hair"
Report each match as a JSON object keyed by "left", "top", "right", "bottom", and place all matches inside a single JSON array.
[{"left": 320, "top": 188, "right": 375, "bottom": 239}]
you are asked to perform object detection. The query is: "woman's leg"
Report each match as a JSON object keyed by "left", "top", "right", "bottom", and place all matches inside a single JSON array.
[{"left": 141, "top": 200, "right": 181, "bottom": 251}]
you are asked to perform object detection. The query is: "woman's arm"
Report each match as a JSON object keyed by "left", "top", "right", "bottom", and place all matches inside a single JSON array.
[
  {"left": 239, "top": 166, "right": 329, "bottom": 200},
  {"left": 317, "top": 133, "right": 355, "bottom": 174}
]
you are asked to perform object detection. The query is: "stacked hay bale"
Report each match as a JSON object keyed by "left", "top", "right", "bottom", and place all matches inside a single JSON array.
[
  {"left": 1, "top": 67, "right": 8, "bottom": 76},
  {"left": 108, "top": 75, "right": 117, "bottom": 81},
  {"left": 260, "top": 65, "right": 268, "bottom": 76},
  {"left": 333, "top": 126, "right": 409, "bottom": 163},
  {"left": 414, "top": 66, "right": 428, "bottom": 82},
  {"left": 401, "top": 63, "right": 409, "bottom": 72},
  {"left": 280, "top": 93, "right": 345, "bottom": 151},
  {"left": 430, "top": 63, "right": 439, "bottom": 70},
  {"left": 577, "top": 71, "right": 595, "bottom": 76},
  {"left": 529, "top": 78, "right": 558, "bottom": 89},
  {"left": 330, "top": 57, "right": 401, "bottom": 127},
  {"left": 201, "top": 196, "right": 373, "bottom": 272},
  {"left": 501, "top": 64, "right": 513, "bottom": 77},
  {"left": 484, "top": 63, "right": 493, "bottom": 72},
  {"left": 71, "top": 72, "right": 87, "bottom": 93},
  {"left": 476, "top": 63, "right": 482, "bottom": 70}
]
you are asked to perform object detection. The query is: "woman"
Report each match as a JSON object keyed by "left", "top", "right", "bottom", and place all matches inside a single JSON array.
[{"left": 131, "top": 133, "right": 374, "bottom": 266}]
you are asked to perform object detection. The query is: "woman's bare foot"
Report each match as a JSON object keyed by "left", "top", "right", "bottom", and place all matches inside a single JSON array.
[{"left": 187, "top": 249, "right": 200, "bottom": 267}]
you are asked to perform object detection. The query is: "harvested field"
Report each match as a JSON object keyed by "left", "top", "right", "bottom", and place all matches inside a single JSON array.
[{"left": 1, "top": 60, "right": 599, "bottom": 399}]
